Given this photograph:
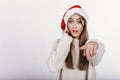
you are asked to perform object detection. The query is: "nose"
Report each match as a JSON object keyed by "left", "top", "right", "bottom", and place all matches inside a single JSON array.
[{"left": 73, "top": 23, "right": 77, "bottom": 28}]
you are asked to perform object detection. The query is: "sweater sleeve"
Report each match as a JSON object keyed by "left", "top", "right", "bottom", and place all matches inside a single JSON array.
[
  {"left": 86, "top": 39, "right": 105, "bottom": 66},
  {"left": 47, "top": 33, "right": 73, "bottom": 72}
]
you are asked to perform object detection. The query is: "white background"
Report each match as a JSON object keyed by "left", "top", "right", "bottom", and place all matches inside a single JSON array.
[{"left": 0, "top": 0, "right": 120, "bottom": 80}]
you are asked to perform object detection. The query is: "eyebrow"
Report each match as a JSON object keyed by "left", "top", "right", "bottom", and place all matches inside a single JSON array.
[
  {"left": 77, "top": 18, "right": 82, "bottom": 20},
  {"left": 68, "top": 18, "right": 73, "bottom": 20},
  {"left": 68, "top": 17, "right": 83, "bottom": 21}
]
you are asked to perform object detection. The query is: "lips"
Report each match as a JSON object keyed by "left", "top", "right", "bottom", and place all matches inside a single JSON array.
[{"left": 72, "top": 30, "right": 78, "bottom": 33}]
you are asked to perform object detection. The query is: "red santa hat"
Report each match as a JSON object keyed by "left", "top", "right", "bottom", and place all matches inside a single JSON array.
[{"left": 61, "top": 5, "right": 88, "bottom": 31}]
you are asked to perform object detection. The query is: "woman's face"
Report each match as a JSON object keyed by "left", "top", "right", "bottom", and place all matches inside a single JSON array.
[{"left": 67, "top": 13, "right": 85, "bottom": 39}]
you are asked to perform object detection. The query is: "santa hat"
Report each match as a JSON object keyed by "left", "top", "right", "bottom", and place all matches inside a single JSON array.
[{"left": 61, "top": 5, "right": 88, "bottom": 31}]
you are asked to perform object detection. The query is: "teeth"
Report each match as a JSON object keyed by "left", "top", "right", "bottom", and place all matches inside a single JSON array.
[{"left": 73, "top": 30, "right": 77, "bottom": 32}]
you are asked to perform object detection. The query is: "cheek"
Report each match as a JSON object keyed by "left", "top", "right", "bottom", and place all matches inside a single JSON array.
[
  {"left": 67, "top": 26, "right": 72, "bottom": 31},
  {"left": 78, "top": 26, "right": 83, "bottom": 33}
]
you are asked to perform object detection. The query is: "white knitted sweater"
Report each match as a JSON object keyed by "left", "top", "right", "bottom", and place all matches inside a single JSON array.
[{"left": 48, "top": 33, "right": 105, "bottom": 80}]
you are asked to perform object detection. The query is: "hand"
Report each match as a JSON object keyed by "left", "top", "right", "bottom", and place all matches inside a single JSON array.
[
  {"left": 79, "top": 42, "right": 98, "bottom": 62},
  {"left": 63, "top": 27, "right": 70, "bottom": 36}
]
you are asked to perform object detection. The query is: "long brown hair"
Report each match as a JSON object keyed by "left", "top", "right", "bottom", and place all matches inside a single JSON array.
[{"left": 65, "top": 15, "right": 89, "bottom": 70}]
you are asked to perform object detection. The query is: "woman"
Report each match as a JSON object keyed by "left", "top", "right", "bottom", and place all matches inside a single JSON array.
[{"left": 48, "top": 5, "right": 105, "bottom": 80}]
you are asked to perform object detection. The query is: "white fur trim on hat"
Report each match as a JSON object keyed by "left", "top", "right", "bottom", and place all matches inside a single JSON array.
[{"left": 64, "top": 8, "right": 88, "bottom": 25}]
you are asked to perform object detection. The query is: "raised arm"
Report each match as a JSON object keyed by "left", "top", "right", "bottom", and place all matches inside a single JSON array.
[
  {"left": 47, "top": 33, "right": 72, "bottom": 72},
  {"left": 86, "top": 39, "right": 105, "bottom": 66}
]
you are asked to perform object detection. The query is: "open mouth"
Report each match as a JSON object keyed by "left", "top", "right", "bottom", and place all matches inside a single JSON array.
[{"left": 72, "top": 30, "right": 78, "bottom": 33}]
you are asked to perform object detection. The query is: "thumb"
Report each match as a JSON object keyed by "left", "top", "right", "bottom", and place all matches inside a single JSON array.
[{"left": 80, "top": 45, "right": 86, "bottom": 50}]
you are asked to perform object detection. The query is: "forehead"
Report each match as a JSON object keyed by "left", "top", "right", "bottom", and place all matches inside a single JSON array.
[{"left": 69, "top": 13, "right": 82, "bottom": 19}]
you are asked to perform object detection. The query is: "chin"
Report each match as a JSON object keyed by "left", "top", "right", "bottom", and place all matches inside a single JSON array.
[{"left": 72, "top": 35, "right": 79, "bottom": 39}]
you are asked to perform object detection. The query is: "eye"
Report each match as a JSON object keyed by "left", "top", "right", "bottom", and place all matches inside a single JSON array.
[
  {"left": 77, "top": 18, "right": 85, "bottom": 25},
  {"left": 77, "top": 20, "right": 82, "bottom": 24},
  {"left": 68, "top": 20, "right": 73, "bottom": 24}
]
